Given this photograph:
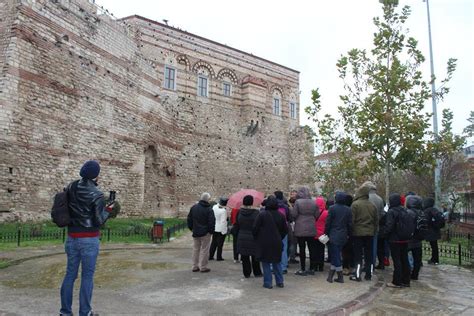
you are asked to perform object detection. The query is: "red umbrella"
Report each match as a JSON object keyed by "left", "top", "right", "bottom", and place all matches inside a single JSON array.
[{"left": 227, "top": 189, "right": 265, "bottom": 209}]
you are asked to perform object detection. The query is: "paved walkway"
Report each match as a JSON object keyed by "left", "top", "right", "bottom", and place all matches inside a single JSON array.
[
  {"left": 0, "top": 233, "right": 377, "bottom": 315},
  {"left": 353, "top": 264, "right": 474, "bottom": 316}
]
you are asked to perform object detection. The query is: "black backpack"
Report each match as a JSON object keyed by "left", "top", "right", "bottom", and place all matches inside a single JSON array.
[
  {"left": 51, "top": 180, "right": 77, "bottom": 227},
  {"left": 414, "top": 210, "right": 429, "bottom": 240},
  {"left": 396, "top": 208, "right": 415, "bottom": 241}
]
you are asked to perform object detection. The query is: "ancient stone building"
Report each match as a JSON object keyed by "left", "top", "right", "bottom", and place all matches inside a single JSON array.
[{"left": 0, "top": 0, "right": 314, "bottom": 220}]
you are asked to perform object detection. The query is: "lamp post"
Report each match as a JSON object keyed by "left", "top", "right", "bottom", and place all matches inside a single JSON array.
[{"left": 424, "top": 0, "right": 441, "bottom": 206}]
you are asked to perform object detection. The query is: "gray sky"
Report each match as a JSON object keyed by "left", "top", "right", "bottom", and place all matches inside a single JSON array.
[{"left": 97, "top": 0, "right": 473, "bottom": 144}]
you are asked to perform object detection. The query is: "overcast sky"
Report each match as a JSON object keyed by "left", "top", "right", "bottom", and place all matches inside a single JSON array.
[{"left": 97, "top": 0, "right": 473, "bottom": 145}]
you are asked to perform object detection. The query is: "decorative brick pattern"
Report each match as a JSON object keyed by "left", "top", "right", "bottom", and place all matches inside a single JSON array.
[{"left": 0, "top": 0, "right": 314, "bottom": 220}]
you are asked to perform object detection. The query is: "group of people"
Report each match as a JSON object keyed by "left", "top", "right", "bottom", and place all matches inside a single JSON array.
[{"left": 187, "top": 181, "right": 446, "bottom": 290}]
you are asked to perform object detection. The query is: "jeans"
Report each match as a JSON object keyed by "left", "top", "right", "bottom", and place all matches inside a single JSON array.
[
  {"left": 389, "top": 242, "right": 410, "bottom": 286},
  {"left": 280, "top": 235, "right": 288, "bottom": 271},
  {"left": 328, "top": 243, "right": 343, "bottom": 271},
  {"left": 262, "top": 261, "right": 283, "bottom": 287},
  {"left": 60, "top": 236, "right": 100, "bottom": 316}
]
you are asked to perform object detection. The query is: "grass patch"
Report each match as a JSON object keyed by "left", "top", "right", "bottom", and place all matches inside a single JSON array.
[{"left": 0, "top": 259, "right": 12, "bottom": 269}]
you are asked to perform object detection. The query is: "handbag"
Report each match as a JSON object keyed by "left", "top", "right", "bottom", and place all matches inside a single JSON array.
[{"left": 318, "top": 234, "right": 329, "bottom": 244}]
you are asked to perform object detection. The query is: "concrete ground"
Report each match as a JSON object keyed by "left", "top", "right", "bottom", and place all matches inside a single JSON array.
[{"left": 0, "top": 233, "right": 377, "bottom": 315}]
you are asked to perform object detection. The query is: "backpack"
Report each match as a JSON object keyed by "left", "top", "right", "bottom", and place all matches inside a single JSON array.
[
  {"left": 413, "top": 210, "right": 429, "bottom": 241},
  {"left": 396, "top": 208, "right": 416, "bottom": 240},
  {"left": 431, "top": 209, "right": 446, "bottom": 229},
  {"left": 51, "top": 180, "right": 77, "bottom": 227}
]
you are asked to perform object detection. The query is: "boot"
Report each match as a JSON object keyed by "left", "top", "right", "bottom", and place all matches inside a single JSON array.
[
  {"left": 335, "top": 271, "right": 344, "bottom": 283},
  {"left": 326, "top": 270, "right": 335, "bottom": 283}
]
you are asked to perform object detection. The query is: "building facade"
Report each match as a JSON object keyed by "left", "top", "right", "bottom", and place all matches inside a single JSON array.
[{"left": 0, "top": 0, "right": 314, "bottom": 220}]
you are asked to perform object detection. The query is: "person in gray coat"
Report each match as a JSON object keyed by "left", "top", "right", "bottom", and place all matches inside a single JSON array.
[{"left": 290, "top": 186, "right": 320, "bottom": 275}]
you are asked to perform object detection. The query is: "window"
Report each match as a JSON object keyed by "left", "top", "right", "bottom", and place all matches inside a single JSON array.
[
  {"left": 273, "top": 98, "right": 281, "bottom": 116},
  {"left": 290, "top": 102, "right": 296, "bottom": 119},
  {"left": 223, "top": 82, "right": 231, "bottom": 97},
  {"left": 198, "top": 75, "right": 208, "bottom": 97},
  {"left": 164, "top": 66, "right": 176, "bottom": 90}
]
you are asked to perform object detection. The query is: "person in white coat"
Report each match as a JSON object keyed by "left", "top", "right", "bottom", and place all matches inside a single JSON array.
[{"left": 209, "top": 197, "right": 229, "bottom": 261}]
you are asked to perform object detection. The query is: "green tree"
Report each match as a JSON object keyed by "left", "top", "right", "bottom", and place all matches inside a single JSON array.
[
  {"left": 463, "top": 111, "right": 474, "bottom": 138},
  {"left": 306, "top": 4, "right": 456, "bottom": 202}
]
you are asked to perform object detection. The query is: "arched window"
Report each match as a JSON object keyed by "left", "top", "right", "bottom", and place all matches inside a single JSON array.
[
  {"left": 289, "top": 93, "right": 297, "bottom": 119},
  {"left": 272, "top": 87, "right": 283, "bottom": 116}
]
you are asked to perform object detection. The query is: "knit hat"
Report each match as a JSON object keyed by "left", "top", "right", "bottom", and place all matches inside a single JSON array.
[
  {"left": 219, "top": 197, "right": 228, "bottom": 206},
  {"left": 265, "top": 197, "right": 278, "bottom": 210},
  {"left": 242, "top": 195, "right": 254, "bottom": 206},
  {"left": 79, "top": 160, "right": 100, "bottom": 179}
]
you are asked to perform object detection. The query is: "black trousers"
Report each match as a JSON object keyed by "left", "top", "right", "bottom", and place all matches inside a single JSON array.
[
  {"left": 389, "top": 242, "right": 410, "bottom": 286},
  {"left": 209, "top": 232, "right": 226, "bottom": 260},
  {"left": 429, "top": 240, "right": 439, "bottom": 263},
  {"left": 231, "top": 231, "right": 239, "bottom": 261},
  {"left": 342, "top": 237, "right": 354, "bottom": 269},
  {"left": 314, "top": 239, "right": 325, "bottom": 269},
  {"left": 353, "top": 236, "right": 374, "bottom": 278},
  {"left": 377, "top": 237, "right": 386, "bottom": 266},
  {"left": 297, "top": 237, "right": 317, "bottom": 271},
  {"left": 410, "top": 247, "right": 422, "bottom": 279},
  {"left": 241, "top": 255, "right": 261, "bottom": 277}
]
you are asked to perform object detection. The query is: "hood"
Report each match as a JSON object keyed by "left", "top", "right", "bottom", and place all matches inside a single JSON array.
[
  {"left": 422, "top": 197, "right": 435, "bottom": 210},
  {"left": 198, "top": 200, "right": 210, "bottom": 207},
  {"left": 354, "top": 186, "right": 370, "bottom": 200},
  {"left": 239, "top": 207, "right": 256, "bottom": 216},
  {"left": 405, "top": 195, "right": 423, "bottom": 210},
  {"left": 315, "top": 197, "right": 326, "bottom": 212},
  {"left": 335, "top": 191, "right": 348, "bottom": 204},
  {"left": 297, "top": 186, "right": 311, "bottom": 199},
  {"left": 389, "top": 193, "right": 402, "bottom": 208},
  {"left": 361, "top": 181, "right": 377, "bottom": 193}
]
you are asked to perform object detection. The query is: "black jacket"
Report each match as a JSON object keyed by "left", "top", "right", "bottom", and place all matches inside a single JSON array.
[
  {"left": 235, "top": 207, "right": 259, "bottom": 256},
  {"left": 67, "top": 178, "right": 109, "bottom": 233},
  {"left": 383, "top": 193, "right": 408, "bottom": 243},
  {"left": 406, "top": 195, "right": 423, "bottom": 249},
  {"left": 423, "top": 198, "right": 442, "bottom": 241},
  {"left": 253, "top": 209, "right": 288, "bottom": 263},
  {"left": 325, "top": 192, "right": 352, "bottom": 246},
  {"left": 187, "top": 200, "right": 215, "bottom": 237}
]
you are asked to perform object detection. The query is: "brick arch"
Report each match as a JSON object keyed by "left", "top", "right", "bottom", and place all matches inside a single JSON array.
[
  {"left": 192, "top": 61, "right": 215, "bottom": 78},
  {"left": 217, "top": 68, "right": 238, "bottom": 83},
  {"left": 176, "top": 54, "right": 190, "bottom": 70},
  {"left": 270, "top": 85, "right": 284, "bottom": 97}
]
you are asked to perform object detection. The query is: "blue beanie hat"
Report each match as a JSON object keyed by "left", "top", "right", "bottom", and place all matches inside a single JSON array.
[{"left": 80, "top": 160, "right": 101, "bottom": 179}]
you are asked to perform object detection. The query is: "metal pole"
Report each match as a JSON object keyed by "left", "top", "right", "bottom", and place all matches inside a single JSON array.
[{"left": 425, "top": 0, "right": 441, "bottom": 205}]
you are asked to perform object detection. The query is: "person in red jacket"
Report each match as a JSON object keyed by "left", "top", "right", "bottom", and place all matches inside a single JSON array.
[
  {"left": 314, "top": 197, "right": 328, "bottom": 271},
  {"left": 230, "top": 207, "right": 240, "bottom": 263}
]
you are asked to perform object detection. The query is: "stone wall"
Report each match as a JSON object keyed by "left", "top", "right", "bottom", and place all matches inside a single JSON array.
[{"left": 0, "top": 0, "right": 314, "bottom": 220}]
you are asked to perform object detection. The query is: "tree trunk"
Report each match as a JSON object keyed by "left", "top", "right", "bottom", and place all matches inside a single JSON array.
[{"left": 385, "top": 161, "right": 391, "bottom": 205}]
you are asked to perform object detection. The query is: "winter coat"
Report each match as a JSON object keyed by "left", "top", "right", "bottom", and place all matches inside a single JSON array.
[
  {"left": 406, "top": 195, "right": 423, "bottom": 249},
  {"left": 187, "top": 200, "right": 215, "bottom": 237},
  {"left": 212, "top": 204, "right": 228, "bottom": 234},
  {"left": 423, "top": 197, "right": 442, "bottom": 242},
  {"left": 315, "top": 197, "right": 328, "bottom": 238},
  {"left": 290, "top": 187, "right": 319, "bottom": 237},
  {"left": 253, "top": 209, "right": 288, "bottom": 263},
  {"left": 383, "top": 194, "right": 411, "bottom": 243},
  {"left": 351, "top": 186, "right": 378, "bottom": 236},
  {"left": 235, "top": 207, "right": 259, "bottom": 256},
  {"left": 324, "top": 192, "right": 352, "bottom": 246}
]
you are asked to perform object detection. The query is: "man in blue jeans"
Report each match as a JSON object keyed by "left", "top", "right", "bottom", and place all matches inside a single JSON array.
[{"left": 60, "top": 160, "right": 113, "bottom": 316}]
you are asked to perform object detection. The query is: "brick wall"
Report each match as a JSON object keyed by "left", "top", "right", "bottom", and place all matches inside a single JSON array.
[{"left": 0, "top": 0, "right": 314, "bottom": 220}]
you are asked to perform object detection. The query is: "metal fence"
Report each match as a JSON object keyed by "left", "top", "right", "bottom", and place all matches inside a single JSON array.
[
  {"left": 0, "top": 222, "right": 188, "bottom": 247},
  {"left": 422, "top": 242, "right": 472, "bottom": 266}
]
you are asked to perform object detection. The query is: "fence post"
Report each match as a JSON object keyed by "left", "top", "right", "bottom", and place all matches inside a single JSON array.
[
  {"left": 62, "top": 228, "right": 66, "bottom": 243},
  {"left": 458, "top": 243, "right": 462, "bottom": 266},
  {"left": 107, "top": 228, "right": 111, "bottom": 242},
  {"left": 447, "top": 229, "right": 450, "bottom": 242},
  {"left": 17, "top": 229, "right": 21, "bottom": 247}
]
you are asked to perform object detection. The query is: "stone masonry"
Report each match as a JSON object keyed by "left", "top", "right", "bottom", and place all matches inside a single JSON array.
[{"left": 0, "top": 0, "right": 314, "bottom": 220}]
